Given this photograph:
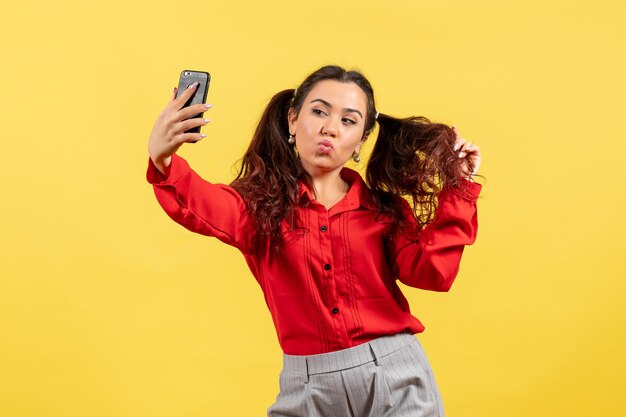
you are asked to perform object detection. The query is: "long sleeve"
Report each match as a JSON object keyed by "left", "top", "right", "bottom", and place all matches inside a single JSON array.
[
  {"left": 388, "top": 179, "right": 482, "bottom": 292},
  {"left": 146, "top": 153, "right": 255, "bottom": 254}
]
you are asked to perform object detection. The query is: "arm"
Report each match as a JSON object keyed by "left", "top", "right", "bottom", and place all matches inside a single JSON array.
[
  {"left": 388, "top": 179, "right": 482, "bottom": 292},
  {"left": 146, "top": 153, "right": 255, "bottom": 254}
]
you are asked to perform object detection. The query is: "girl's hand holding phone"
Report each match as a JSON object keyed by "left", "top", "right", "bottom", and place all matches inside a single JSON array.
[{"left": 147, "top": 82, "right": 212, "bottom": 174}]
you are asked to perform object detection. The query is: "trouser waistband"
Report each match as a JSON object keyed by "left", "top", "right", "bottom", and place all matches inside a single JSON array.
[{"left": 282, "top": 332, "right": 416, "bottom": 381}]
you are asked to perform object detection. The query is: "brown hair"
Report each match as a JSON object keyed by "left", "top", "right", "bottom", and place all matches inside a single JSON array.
[{"left": 231, "top": 65, "right": 482, "bottom": 250}]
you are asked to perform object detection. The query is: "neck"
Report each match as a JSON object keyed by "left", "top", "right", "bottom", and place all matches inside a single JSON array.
[{"left": 307, "top": 167, "right": 349, "bottom": 208}]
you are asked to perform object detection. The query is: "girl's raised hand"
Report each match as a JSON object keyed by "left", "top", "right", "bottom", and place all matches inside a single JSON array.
[
  {"left": 147, "top": 82, "right": 212, "bottom": 173},
  {"left": 451, "top": 125, "right": 481, "bottom": 181}
]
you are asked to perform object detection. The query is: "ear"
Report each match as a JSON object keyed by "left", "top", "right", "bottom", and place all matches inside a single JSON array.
[
  {"left": 355, "top": 139, "right": 366, "bottom": 155},
  {"left": 287, "top": 108, "right": 298, "bottom": 135},
  {"left": 355, "top": 130, "right": 370, "bottom": 155}
]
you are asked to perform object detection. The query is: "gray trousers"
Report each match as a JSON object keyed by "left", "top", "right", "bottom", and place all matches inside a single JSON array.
[{"left": 267, "top": 332, "right": 445, "bottom": 417}]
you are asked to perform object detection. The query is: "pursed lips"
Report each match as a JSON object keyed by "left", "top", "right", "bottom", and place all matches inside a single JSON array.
[{"left": 320, "top": 139, "right": 335, "bottom": 149}]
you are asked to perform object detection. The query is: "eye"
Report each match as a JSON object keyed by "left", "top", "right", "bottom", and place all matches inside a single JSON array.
[
  {"left": 312, "top": 108, "right": 326, "bottom": 116},
  {"left": 342, "top": 118, "right": 357, "bottom": 125}
]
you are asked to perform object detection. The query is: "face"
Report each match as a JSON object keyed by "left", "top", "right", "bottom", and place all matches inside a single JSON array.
[{"left": 288, "top": 80, "right": 369, "bottom": 176}]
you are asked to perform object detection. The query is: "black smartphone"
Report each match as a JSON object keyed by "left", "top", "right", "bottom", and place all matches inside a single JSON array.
[{"left": 175, "top": 70, "right": 211, "bottom": 141}]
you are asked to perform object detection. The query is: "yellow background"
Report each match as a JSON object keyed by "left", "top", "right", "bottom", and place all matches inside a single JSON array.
[{"left": 1, "top": 0, "right": 624, "bottom": 416}]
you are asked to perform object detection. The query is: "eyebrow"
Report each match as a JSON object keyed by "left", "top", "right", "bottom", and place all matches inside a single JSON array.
[{"left": 310, "top": 98, "right": 363, "bottom": 119}]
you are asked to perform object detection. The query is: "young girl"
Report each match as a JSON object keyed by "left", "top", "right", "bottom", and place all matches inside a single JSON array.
[{"left": 146, "top": 65, "right": 482, "bottom": 417}]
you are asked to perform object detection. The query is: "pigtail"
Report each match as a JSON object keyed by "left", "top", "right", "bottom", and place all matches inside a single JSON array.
[
  {"left": 367, "top": 113, "right": 477, "bottom": 229},
  {"left": 231, "top": 89, "right": 307, "bottom": 249}
]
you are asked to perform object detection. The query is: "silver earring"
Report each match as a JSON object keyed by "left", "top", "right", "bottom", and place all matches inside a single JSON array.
[
  {"left": 353, "top": 152, "right": 361, "bottom": 163},
  {"left": 288, "top": 134, "right": 295, "bottom": 144}
]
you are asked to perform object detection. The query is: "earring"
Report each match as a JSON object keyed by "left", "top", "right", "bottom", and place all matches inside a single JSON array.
[
  {"left": 352, "top": 152, "right": 361, "bottom": 163},
  {"left": 288, "top": 134, "right": 295, "bottom": 144}
]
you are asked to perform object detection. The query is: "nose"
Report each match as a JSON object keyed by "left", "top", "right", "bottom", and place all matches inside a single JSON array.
[{"left": 321, "top": 118, "right": 338, "bottom": 137}]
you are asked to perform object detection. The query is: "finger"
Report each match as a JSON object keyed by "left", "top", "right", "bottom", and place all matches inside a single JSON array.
[
  {"left": 460, "top": 141, "right": 473, "bottom": 152},
  {"left": 464, "top": 143, "right": 480, "bottom": 155},
  {"left": 177, "top": 103, "right": 213, "bottom": 121},
  {"left": 172, "top": 117, "right": 211, "bottom": 135},
  {"left": 466, "top": 144, "right": 479, "bottom": 155},
  {"left": 453, "top": 137, "right": 466, "bottom": 152},
  {"left": 459, "top": 143, "right": 479, "bottom": 158},
  {"left": 178, "top": 132, "right": 207, "bottom": 145},
  {"left": 171, "top": 86, "right": 178, "bottom": 102},
  {"left": 457, "top": 140, "right": 472, "bottom": 158},
  {"left": 169, "top": 81, "right": 199, "bottom": 110}
]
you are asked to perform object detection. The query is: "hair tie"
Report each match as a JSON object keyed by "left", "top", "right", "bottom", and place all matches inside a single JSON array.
[
  {"left": 293, "top": 88, "right": 298, "bottom": 97},
  {"left": 375, "top": 111, "right": 379, "bottom": 120}
]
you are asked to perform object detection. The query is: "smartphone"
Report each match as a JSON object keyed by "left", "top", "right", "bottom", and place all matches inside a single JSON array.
[{"left": 175, "top": 70, "right": 211, "bottom": 142}]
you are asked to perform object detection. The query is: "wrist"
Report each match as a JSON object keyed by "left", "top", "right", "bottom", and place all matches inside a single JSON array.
[{"left": 151, "top": 155, "right": 172, "bottom": 176}]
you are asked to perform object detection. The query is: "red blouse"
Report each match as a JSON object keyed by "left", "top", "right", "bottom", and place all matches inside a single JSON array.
[{"left": 147, "top": 154, "right": 482, "bottom": 355}]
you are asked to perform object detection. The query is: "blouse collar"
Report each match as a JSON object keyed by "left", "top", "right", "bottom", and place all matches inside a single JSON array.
[{"left": 297, "top": 167, "right": 378, "bottom": 212}]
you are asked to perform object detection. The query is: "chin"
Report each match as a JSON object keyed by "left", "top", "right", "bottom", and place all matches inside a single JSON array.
[{"left": 301, "top": 157, "right": 341, "bottom": 173}]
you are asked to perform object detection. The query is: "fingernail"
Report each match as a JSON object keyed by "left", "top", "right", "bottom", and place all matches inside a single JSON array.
[
  {"left": 204, "top": 118, "right": 211, "bottom": 123},
  {"left": 204, "top": 104, "right": 212, "bottom": 109},
  {"left": 459, "top": 152, "right": 466, "bottom": 158},
  {"left": 187, "top": 82, "right": 199, "bottom": 89},
  {"left": 200, "top": 134, "right": 207, "bottom": 138},
  {"left": 453, "top": 144, "right": 459, "bottom": 151}
]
